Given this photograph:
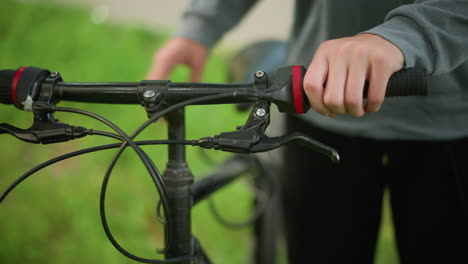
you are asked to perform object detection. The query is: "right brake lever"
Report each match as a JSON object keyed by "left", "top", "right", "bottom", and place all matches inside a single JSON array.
[
  {"left": 249, "top": 132, "right": 340, "bottom": 163},
  {"left": 197, "top": 98, "right": 340, "bottom": 163}
]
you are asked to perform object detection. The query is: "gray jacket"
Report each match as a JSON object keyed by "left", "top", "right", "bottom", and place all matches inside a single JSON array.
[{"left": 175, "top": 0, "right": 468, "bottom": 140}]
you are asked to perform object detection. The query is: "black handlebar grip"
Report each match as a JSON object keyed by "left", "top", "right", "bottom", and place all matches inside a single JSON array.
[
  {"left": 363, "top": 68, "right": 428, "bottom": 98},
  {"left": 0, "top": 70, "right": 15, "bottom": 105}
]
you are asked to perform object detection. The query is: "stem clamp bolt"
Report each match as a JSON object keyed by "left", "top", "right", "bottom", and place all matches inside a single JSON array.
[{"left": 143, "top": 90, "right": 156, "bottom": 98}]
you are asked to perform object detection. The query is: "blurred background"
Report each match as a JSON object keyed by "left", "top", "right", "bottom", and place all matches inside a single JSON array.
[{"left": 0, "top": 0, "right": 398, "bottom": 263}]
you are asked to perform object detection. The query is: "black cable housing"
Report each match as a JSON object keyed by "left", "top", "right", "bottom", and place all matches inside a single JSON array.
[
  {"left": 89, "top": 91, "right": 255, "bottom": 263},
  {"left": 0, "top": 139, "right": 196, "bottom": 204},
  {"left": 54, "top": 107, "right": 192, "bottom": 263}
]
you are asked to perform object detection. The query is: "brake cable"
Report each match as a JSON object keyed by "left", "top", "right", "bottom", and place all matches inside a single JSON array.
[{"left": 0, "top": 138, "right": 197, "bottom": 204}]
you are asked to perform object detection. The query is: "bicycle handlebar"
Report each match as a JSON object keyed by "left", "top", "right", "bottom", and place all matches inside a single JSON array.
[
  {"left": 0, "top": 65, "right": 427, "bottom": 115},
  {"left": 0, "top": 65, "right": 427, "bottom": 263}
]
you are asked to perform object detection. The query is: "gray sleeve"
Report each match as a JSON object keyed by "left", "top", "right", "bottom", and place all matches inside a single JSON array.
[
  {"left": 174, "top": 0, "right": 258, "bottom": 50},
  {"left": 363, "top": 0, "right": 468, "bottom": 76}
]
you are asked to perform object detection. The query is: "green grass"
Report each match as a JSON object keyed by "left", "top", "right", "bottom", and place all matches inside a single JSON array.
[
  {"left": 0, "top": 1, "right": 400, "bottom": 263},
  {"left": 0, "top": 1, "right": 253, "bottom": 263}
]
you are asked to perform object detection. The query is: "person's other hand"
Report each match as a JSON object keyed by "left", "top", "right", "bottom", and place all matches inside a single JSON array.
[
  {"left": 303, "top": 33, "right": 404, "bottom": 118},
  {"left": 146, "top": 37, "right": 209, "bottom": 81}
]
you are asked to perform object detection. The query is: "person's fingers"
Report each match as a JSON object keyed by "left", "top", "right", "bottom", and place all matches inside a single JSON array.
[
  {"left": 189, "top": 66, "right": 202, "bottom": 82},
  {"left": 146, "top": 53, "right": 178, "bottom": 80},
  {"left": 145, "top": 37, "right": 209, "bottom": 81},
  {"left": 344, "top": 51, "right": 368, "bottom": 117},
  {"left": 189, "top": 55, "right": 207, "bottom": 82},
  {"left": 323, "top": 51, "right": 348, "bottom": 115},
  {"left": 365, "top": 57, "right": 390, "bottom": 113},
  {"left": 303, "top": 43, "right": 334, "bottom": 117},
  {"left": 304, "top": 34, "right": 404, "bottom": 117}
]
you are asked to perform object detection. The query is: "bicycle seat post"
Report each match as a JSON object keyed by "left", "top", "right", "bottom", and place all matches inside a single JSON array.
[{"left": 162, "top": 108, "right": 194, "bottom": 263}]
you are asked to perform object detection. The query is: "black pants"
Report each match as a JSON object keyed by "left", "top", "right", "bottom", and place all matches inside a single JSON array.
[{"left": 282, "top": 117, "right": 468, "bottom": 264}]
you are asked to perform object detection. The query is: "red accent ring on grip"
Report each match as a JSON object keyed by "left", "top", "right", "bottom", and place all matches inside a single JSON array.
[
  {"left": 292, "top": 65, "right": 304, "bottom": 114},
  {"left": 12, "top": 67, "right": 27, "bottom": 107}
]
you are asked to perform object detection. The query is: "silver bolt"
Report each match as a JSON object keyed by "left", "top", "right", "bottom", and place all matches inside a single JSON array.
[
  {"left": 255, "top": 107, "right": 267, "bottom": 117},
  {"left": 143, "top": 89, "right": 156, "bottom": 98},
  {"left": 51, "top": 72, "right": 58, "bottom": 77},
  {"left": 255, "top": 71, "right": 265, "bottom": 78}
]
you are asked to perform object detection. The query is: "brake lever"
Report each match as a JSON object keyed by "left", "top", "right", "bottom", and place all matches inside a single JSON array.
[
  {"left": 0, "top": 123, "right": 40, "bottom": 143},
  {"left": 249, "top": 132, "right": 340, "bottom": 163},
  {"left": 198, "top": 100, "right": 340, "bottom": 163},
  {"left": 0, "top": 113, "right": 89, "bottom": 144}
]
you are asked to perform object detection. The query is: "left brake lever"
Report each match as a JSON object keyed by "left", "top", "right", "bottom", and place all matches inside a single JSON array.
[
  {"left": 0, "top": 114, "right": 90, "bottom": 144},
  {"left": 0, "top": 123, "right": 40, "bottom": 143}
]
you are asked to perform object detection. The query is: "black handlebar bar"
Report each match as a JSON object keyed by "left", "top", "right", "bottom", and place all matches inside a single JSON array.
[{"left": 0, "top": 65, "right": 427, "bottom": 115}]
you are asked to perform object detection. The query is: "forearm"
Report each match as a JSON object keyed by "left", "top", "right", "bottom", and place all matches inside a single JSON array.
[
  {"left": 174, "top": 0, "right": 258, "bottom": 50},
  {"left": 364, "top": 0, "right": 468, "bottom": 76}
]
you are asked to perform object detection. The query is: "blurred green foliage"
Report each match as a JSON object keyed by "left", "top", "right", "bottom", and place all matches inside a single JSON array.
[
  {"left": 0, "top": 1, "right": 399, "bottom": 263},
  {"left": 0, "top": 1, "right": 253, "bottom": 263}
]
